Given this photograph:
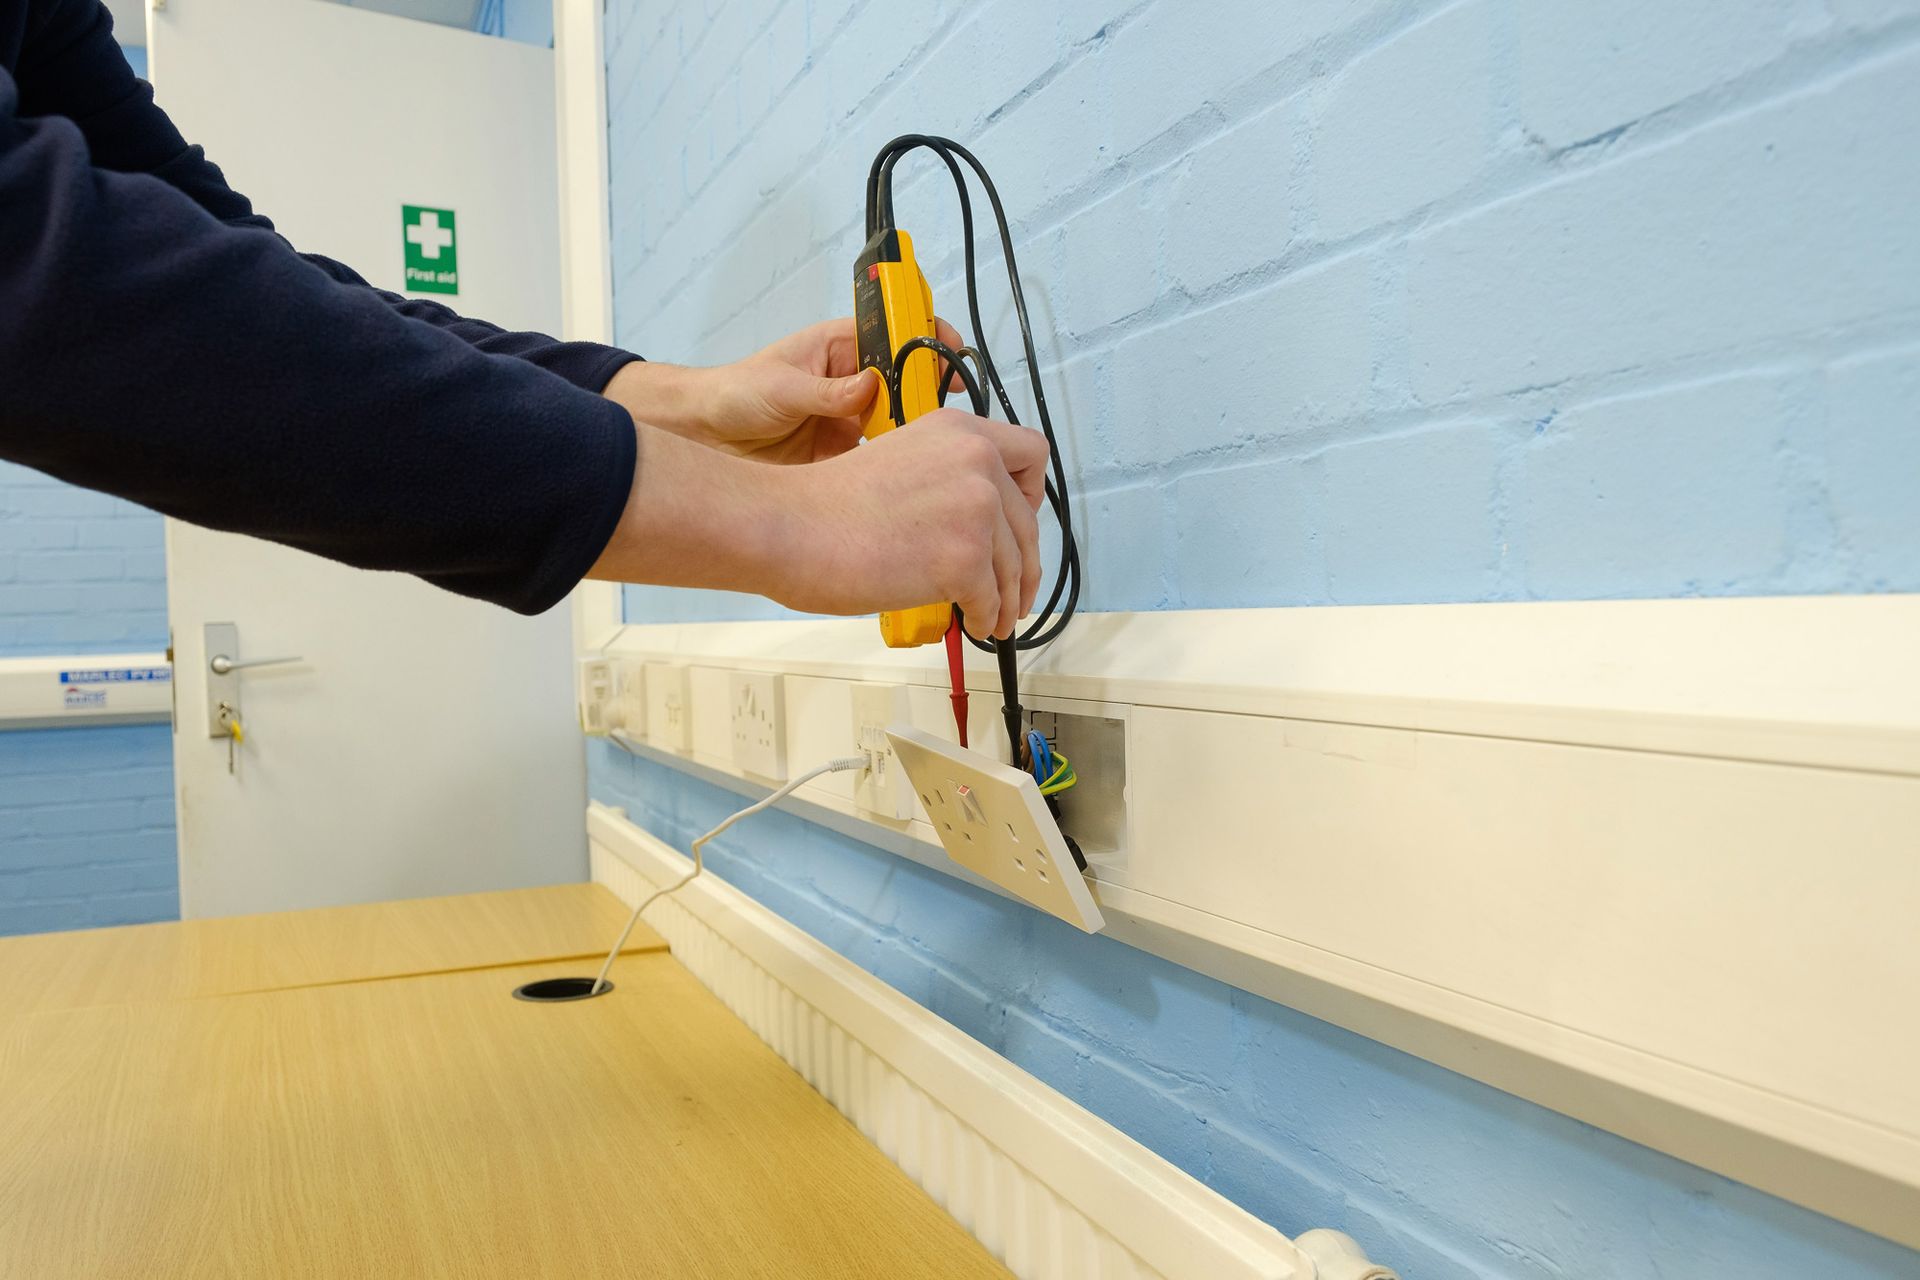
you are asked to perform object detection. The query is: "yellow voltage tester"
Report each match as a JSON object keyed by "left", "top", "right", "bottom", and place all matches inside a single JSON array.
[{"left": 853, "top": 225, "right": 953, "bottom": 649}]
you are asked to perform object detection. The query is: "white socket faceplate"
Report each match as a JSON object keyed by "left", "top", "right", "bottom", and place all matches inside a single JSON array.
[{"left": 886, "top": 724, "right": 1105, "bottom": 934}]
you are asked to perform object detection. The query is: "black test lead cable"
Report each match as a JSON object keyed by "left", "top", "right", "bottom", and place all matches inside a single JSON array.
[{"left": 867, "top": 135, "right": 1083, "bottom": 774}]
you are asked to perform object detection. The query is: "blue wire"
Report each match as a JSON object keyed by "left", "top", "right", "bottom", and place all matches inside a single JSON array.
[{"left": 1026, "top": 729, "right": 1052, "bottom": 785}]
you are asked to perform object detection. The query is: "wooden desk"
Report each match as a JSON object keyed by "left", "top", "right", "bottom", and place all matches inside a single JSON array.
[
  {"left": 0, "top": 883, "right": 665, "bottom": 1021},
  {"left": 0, "top": 952, "right": 1007, "bottom": 1279}
]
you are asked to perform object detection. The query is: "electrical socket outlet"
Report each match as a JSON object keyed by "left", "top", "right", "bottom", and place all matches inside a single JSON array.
[
  {"left": 886, "top": 724, "right": 1104, "bottom": 933},
  {"left": 729, "top": 671, "right": 786, "bottom": 780},
  {"left": 849, "top": 683, "right": 914, "bottom": 820},
  {"left": 576, "top": 657, "right": 615, "bottom": 736},
  {"left": 644, "top": 662, "right": 692, "bottom": 753},
  {"left": 611, "top": 660, "right": 647, "bottom": 735}
]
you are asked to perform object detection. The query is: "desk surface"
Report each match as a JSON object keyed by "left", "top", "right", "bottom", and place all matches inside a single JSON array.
[
  {"left": 0, "top": 951, "right": 1007, "bottom": 1279},
  {"left": 0, "top": 882, "right": 665, "bottom": 1020}
]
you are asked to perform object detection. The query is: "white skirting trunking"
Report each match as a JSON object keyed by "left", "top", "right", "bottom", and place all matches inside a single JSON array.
[
  {"left": 588, "top": 597, "right": 1920, "bottom": 1248},
  {"left": 588, "top": 803, "right": 1397, "bottom": 1280}
]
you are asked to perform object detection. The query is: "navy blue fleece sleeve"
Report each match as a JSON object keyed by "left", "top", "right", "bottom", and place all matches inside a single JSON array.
[
  {"left": 0, "top": 62, "right": 637, "bottom": 614},
  {"left": 10, "top": 0, "right": 639, "bottom": 393}
]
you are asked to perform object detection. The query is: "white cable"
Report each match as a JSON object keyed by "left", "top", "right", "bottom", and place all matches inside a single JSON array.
[{"left": 590, "top": 741, "right": 866, "bottom": 995}]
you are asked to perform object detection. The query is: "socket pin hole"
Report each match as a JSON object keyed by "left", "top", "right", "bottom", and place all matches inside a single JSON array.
[
  {"left": 1006, "top": 823, "right": 1018, "bottom": 841},
  {"left": 1015, "top": 856, "right": 1026, "bottom": 870}
]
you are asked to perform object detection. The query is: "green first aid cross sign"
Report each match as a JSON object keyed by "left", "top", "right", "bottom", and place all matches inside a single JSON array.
[{"left": 402, "top": 205, "right": 458, "bottom": 295}]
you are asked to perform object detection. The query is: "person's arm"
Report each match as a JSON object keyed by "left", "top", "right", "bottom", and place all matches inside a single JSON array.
[
  {"left": 0, "top": 70, "right": 1049, "bottom": 631},
  {"left": 14, "top": 0, "right": 638, "bottom": 393},
  {"left": 0, "top": 65, "right": 634, "bottom": 615}
]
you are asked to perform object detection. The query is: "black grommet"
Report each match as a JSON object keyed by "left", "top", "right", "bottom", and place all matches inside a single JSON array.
[{"left": 512, "top": 976, "right": 611, "bottom": 1002}]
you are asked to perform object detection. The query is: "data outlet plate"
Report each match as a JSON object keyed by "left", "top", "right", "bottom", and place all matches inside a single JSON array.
[
  {"left": 643, "top": 662, "right": 691, "bottom": 753},
  {"left": 886, "top": 724, "right": 1105, "bottom": 933},
  {"left": 612, "top": 660, "right": 647, "bottom": 735},
  {"left": 730, "top": 671, "right": 787, "bottom": 781},
  {"left": 576, "top": 657, "right": 615, "bottom": 736},
  {"left": 850, "top": 683, "right": 914, "bottom": 820}
]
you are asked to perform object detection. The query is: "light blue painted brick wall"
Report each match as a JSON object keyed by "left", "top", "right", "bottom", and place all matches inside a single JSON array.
[
  {"left": 0, "top": 725, "right": 177, "bottom": 937},
  {"left": 0, "top": 30, "right": 175, "bottom": 936},
  {"left": 599, "top": 2, "right": 1920, "bottom": 1274},
  {"left": 0, "top": 468, "right": 176, "bottom": 942}
]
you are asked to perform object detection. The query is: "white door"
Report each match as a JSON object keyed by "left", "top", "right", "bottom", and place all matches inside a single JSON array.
[{"left": 151, "top": 0, "right": 586, "bottom": 917}]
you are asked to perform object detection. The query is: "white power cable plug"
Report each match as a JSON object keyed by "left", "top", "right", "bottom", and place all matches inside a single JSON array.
[{"left": 590, "top": 743, "right": 866, "bottom": 995}]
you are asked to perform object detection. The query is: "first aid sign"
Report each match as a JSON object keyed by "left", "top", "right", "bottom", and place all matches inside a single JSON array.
[{"left": 402, "top": 205, "right": 458, "bottom": 295}]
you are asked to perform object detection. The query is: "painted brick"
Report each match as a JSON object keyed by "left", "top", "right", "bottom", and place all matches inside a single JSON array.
[
  {"left": 1091, "top": 0, "right": 1379, "bottom": 164},
  {"left": 0, "top": 899, "right": 90, "bottom": 935},
  {"left": 1407, "top": 47, "right": 1920, "bottom": 405},
  {"left": 1081, "top": 483, "right": 1169, "bottom": 613},
  {"left": 1309, "top": 0, "right": 1492, "bottom": 242},
  {"left": 74, "top": 517, "right": 160, "bottom": 550},
  {"left": 86, "top": 889, "right": 180, "bottom": 928},
  {"left": 0, "top": 521, "right": 79, "bottom": 549},
  {"left": 1168, "top": 455, "right": 1322, "bottom": 609},
  {"left": 1321, "top": 419, "right": 1502, "bottom": 604},
  {"left": 18, "top": 551, "right": 124, "bottom": 583},
  {"left": 1509, "top": 0, "right": 1830, "bottom": 151},
  {"left": 1106, "top": 251, "right": 1373, "bottom": 470},
  {"left": 1822, "top": 344, "right": 1920, "bottom": 586},
  {"left": 1164, "top": 95, "right": 1299, "bottom": 299},
  {"left": 1054, "top": 178, "right": 1169, "bottom": 341},
  {"left": 1514, "top": 374, "right": 1797, "bottom": 598}
]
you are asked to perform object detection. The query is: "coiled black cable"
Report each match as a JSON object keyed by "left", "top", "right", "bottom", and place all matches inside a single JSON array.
[{"left": 867, "top": 134, "right": 1082, "bottom": 655}]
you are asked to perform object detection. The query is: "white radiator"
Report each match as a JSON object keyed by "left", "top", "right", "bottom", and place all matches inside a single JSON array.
[{"left": 588, "top": 803, "right": 1395, "bottom": 1280}]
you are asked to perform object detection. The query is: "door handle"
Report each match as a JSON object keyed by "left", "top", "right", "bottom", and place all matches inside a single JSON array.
[
  {"left": 203, "top": 622, "right": 307, "bottom": 740},
  {"left": 209, "top": 653, "right": 303, "bottom": 676}
]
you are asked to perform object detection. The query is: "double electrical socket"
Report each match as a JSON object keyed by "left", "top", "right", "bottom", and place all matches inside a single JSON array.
[
  {"left": 886, "top": 724, "right": 1105, "bottom": 933},
  {"left": 729, "top": 671, "right": 786, "bottom": 780}
]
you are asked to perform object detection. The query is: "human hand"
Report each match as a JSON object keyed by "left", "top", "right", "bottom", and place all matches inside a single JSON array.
[
  {"left": 587, "top": 408, "right": 1047, "bottom": 640},
  {"left": 602, "top": 317, "right": 967, "bottom": 464}
]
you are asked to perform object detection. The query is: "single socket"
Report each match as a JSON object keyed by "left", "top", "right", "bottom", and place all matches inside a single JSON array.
[
  {"left": 849, "top": 683, "right": 914, "bottom": 820},
  {"left": 576, "top": 657, "right": 615, "bottom": 736},
  {"left": 886, "top": 724, "right": 1104, "bottom": 933},
  {"left": 644, "top": 662, "right": 692, "bottom": 753},
  {"left": 729, "top": 670, "right": 787, "bottom": 780}
]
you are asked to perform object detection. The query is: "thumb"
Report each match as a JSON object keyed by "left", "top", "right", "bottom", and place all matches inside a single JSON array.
[
  {"left": 819, "top": 368, "right": 880, "bottom": 412},
  {"left": 784, "top": 365, "right": 875, "bottom": 411}
]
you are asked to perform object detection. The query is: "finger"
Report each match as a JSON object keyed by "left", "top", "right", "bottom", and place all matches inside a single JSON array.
[
  {"left": 993, "top": 464, "right": 1041, "bottom": 620},
  {"left": 991, "top": 511, "right": 1021, "bottom": 639},
  {"left": 967, "top": 416, "right": 1049, "bottom": 511},
  {"left": 934, "top": 317, "right": 968, "bottom": 390},
  {"left": 956, "top": 555, "right": 1000, "bottom": 642}
]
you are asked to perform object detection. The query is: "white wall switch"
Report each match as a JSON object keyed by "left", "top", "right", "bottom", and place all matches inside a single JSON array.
[
  {"left": 887, "top": 725, "right": 1105, "bottom": 933},
  {"left": 644, "top": 661, "right": 692, "bottom": 753},
  {"left": 576, "top": 657, "right": 615, "bottom": 736},
  {"left": 850, "top": 683, "right": 915, "bottom": 820},
  {"left": 729, "top": 670, "right": 786, "bottom": 781}
]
